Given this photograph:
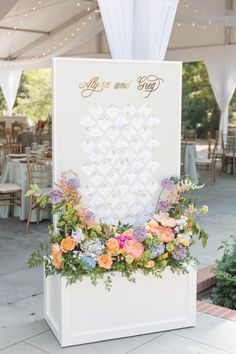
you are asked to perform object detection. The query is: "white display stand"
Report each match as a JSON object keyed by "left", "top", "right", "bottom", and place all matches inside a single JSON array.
[
  {"left": 47, "top": 58, "right": 195, "bottom": 347},
  {"left": 53, "top": 58, "right": 182, "bottom": 225},
  {"left": 45, "top": 267, "right": 196, "bottom": 347}
]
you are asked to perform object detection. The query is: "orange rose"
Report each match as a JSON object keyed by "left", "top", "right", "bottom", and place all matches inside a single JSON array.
[
  {"left": 61, "top": 236, "right": 76, "bottom": 253},
  {"left": 52, "top": 251, "right": 63, "bottom": 269},
  {"left": 106, "top": 238, "right": 119, "bottom": 251},
  {"left": 98, "top": 254, "right": 112, "bottom": 269}
]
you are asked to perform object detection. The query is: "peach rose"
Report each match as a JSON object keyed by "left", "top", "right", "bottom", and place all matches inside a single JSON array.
[
  {"left": 147, "top": 219, "right": 159, "bottom": 229},
  {"left": 60, "top": 236, "right": 76, "bottom": 253},
  {"left": 123, "top": 229, "right": 133, "bottom": 238},
  {"left": 145, "top": 260, "right": 155, "bottom": 269},
  {"left": 106, "top": 238, "right": 120, "bottom": 256},
  {"left": 124, "top": 239, "right": 144, "bottom": 260},
  {"left": 145, "top": 219, "right": 160, "bottom": 234},
  {"left": 98, "top": 254, "right": 113, "bottom": 269},
  {"left": 155, "top": 212, "right": 177, "bottom": 228},
  {"left": 106, "top": 238, "right": 119, "bottom": 251}
]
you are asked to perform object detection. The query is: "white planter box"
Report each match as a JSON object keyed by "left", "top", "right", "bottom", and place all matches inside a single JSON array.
[{"left": 44, "top": 266, "right": 196, "bottom": 347}]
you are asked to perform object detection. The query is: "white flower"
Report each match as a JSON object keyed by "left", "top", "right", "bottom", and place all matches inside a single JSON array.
[{"left": 71, "top": 228, "right": 84, "bottom": 244}]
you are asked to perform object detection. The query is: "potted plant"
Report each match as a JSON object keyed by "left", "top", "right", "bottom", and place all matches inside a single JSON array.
[{"left": 28, "top": 172, "right": 208, "bottom": 347}]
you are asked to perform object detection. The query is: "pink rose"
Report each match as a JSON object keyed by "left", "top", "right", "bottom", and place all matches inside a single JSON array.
[
  {"left": 158, "top": 226, "right": 175, "bottom": 243},
  {"left": 124, "top": 239, "right": 144, "bottom": 260}
]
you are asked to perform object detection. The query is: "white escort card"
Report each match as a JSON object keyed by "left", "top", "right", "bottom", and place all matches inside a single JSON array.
[{"left": 53, "top": 58, "right": 181, "bottom": 225}]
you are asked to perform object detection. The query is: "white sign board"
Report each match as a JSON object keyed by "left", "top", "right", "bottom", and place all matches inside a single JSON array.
[{"left": 53, "top": 58, "right": 181, "bottom": 225}]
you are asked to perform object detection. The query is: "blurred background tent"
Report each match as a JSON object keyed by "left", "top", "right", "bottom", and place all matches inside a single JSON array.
[{"left": 0, "top": 0, "right": 236, "bottom": 133}]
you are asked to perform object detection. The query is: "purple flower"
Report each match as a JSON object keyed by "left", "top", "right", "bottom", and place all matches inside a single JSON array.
[
  {"left": 49, "top": 189, "right": 64, "bottom": 204},
  {"left": 161, "top": 178, "right": 173, "bottom": 190},
  {"left": 158, "top": 201, "right": 170, "bottom": 212},
  {"left": 67, "top": 177, "right": 80, "bottom": 190},
  {"left": 172, "top": 244, "right": 187, "bottom": 261},
  {"left": 116, "top": 235, "right": 130, "bottom": 248},
  {"left": 148, "top": 242, "right": 165, "bottom": 259},
  {"left": 133, "top": 227, "right": 147, "bottom": 242},
  {"left": 85, "top": 210, "right": 96, "bottom": 222}
]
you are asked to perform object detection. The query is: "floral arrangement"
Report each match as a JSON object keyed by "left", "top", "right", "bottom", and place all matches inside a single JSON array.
[{"left": 28, "top": 172, "right": 208, "bottom": 289}]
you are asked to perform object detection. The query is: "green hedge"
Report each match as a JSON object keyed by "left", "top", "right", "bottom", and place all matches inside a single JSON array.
[{"left": 211, "top": 238, "right": 236, "bottom": 310}]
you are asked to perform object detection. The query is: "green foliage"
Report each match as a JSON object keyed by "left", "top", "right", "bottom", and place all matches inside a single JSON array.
[
  {"left": 15, "top": 69, "right": 52, "bottom": 122},
  {"left": 0, "top": 69, "right": 52, "bottom": 120},
  {"left": 211, "top": 237, "right": 236, "bottom": 310},
  {"left": 182, "top": 62, "right": 220, "bottom": 135},
  {"left": 0, "top": 86, "right": 7, "bottom": 114},
  {"left": 28, "top": 243, "right": 49, "bottom": 268}
]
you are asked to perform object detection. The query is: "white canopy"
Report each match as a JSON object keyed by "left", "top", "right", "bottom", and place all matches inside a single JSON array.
[
  {"left": 0, "top": 0, "right": 236, "bottom": 133},
  {"left": 0, "top": 0, "right": 235, "bottom": 66}
]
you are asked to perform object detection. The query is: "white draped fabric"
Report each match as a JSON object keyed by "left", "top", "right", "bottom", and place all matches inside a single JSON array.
[
  {"left": 0, "top": 69, "right": 22, "bottom": 115},
  {"left": 97, "top": 0, "right": 178, "bottom": 60},
  {"left": 97, "top": 0, "right": 134, "bottom": 59},
  {"left": 205, "top": 47, "right": 236, "bottom": 136},
  {"left": 133, "top": 0, "right": 178, "bottom": 60}
]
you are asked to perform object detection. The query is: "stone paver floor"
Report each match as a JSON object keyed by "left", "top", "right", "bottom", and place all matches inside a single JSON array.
[{"left": 0, "top": 167, "right": 236, "bottom": 353}]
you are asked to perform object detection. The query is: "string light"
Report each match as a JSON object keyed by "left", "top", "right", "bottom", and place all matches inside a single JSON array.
[{"left": 0, "top": 6, "right": 99, "bottom": 67}]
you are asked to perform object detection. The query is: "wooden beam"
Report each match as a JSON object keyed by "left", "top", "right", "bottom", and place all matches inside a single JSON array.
[
  {"left": 0, "top": 26, "right": 49, "bottom": 35},
  {"left": 8, "top": 4, "right": 99, "bottom": 60},
  {"left": 0, "top": 0, "right": 18, "bottom": 21}
]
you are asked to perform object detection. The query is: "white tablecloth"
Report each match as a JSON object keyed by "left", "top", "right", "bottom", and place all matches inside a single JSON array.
[
  {"left": 0, "top": 159, "right": 51, "bottom": 221},
  {"left": 182, "top": 143, "right": 198, "bottom": 183}
]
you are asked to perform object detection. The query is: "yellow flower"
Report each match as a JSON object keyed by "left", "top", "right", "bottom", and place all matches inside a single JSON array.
[
  {"left": 201, "top": 205, "right": 208, "bottom": 214},
  {"left": 158, "top": 252, "right": 169, "bottom": 261}
]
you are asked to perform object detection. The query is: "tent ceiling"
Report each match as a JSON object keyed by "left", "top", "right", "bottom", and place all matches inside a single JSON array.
[{"left": 0, "top": 0, "right": 236, "bottom": 68}]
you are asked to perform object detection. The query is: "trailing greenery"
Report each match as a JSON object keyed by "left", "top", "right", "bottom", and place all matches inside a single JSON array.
[{"left": 211, "top": 237, "right": 236, "bottom": 310}]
